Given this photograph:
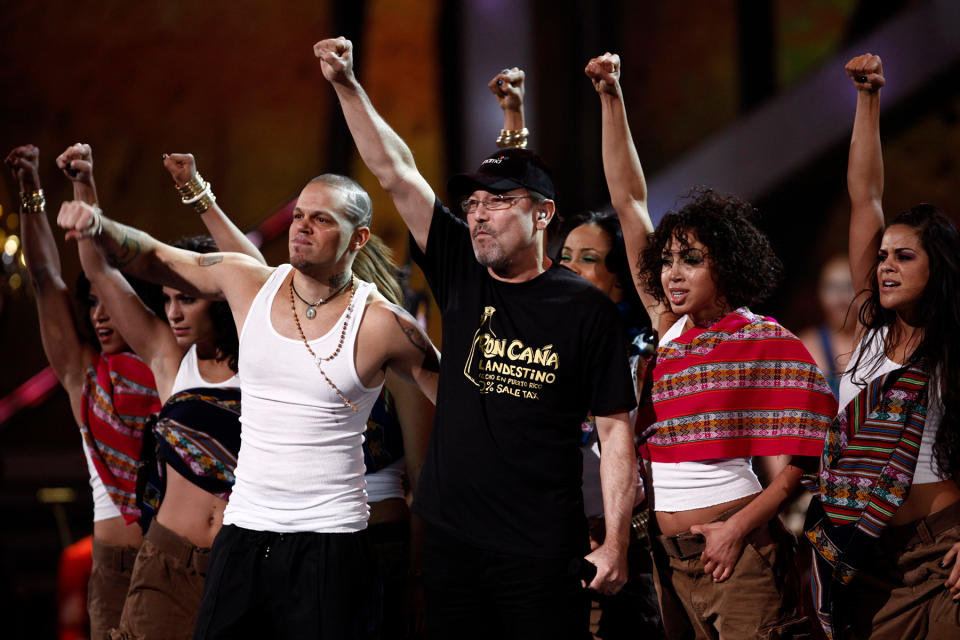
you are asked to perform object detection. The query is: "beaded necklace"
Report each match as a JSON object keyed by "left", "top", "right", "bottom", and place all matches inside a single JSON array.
[{"left": 289, "top": 274, "right": 359, "bottom": 411}]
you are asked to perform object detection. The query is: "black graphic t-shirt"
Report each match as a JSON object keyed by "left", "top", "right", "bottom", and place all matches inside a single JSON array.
[{"left": 411, "top": 199, "right": 636, "bottom": 558}]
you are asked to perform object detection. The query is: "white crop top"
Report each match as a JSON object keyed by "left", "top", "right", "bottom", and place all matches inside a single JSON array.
[
  {"left": 365, "top": 458, "right": 407, "bottom": 503},
  {"left": 648, "top": 315, "right": 762, "bottom": 511},
  {"left": 170, "top": 344, "right": 240, "bottom": 395},
  {"left": 223, "top": 265, "right": 384, "bottom": 533},
  {"left": 840, "top": 328, "right": 946, "bottom": 484},
  {"left": 83, "top": 435, "right": 122, "bottom": 522}
]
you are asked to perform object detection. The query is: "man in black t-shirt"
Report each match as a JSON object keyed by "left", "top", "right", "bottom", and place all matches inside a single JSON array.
[{"left": 316, "top": 37, "right": 638, "bottom": 639}]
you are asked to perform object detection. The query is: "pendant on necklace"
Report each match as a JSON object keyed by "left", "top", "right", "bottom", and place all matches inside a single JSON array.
[{"left": 305, "top": 306, "right": 317, "bottom": 320}]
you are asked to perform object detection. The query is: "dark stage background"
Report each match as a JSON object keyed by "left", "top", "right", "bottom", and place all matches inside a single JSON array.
[{"left": 2, "top": 1, "right": 960, "bottom": 636}]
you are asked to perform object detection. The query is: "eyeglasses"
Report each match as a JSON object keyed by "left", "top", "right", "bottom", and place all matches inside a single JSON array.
[
  {"left": 460, "top": 194, "right": 531, "bottom": 214},
  {"left": 660, "top": 248, "right": 710, "bottom": 270}
]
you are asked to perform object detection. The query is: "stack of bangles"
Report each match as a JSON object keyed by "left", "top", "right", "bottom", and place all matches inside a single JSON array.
[
  {"left": 20, "top": 189, "right": 45, "bottom": 214},
  {"left": 495, "top": 127, "right": 529, "bottom": 149},
  {"left": 176, "top": 173, "right": 216, "bottom": 214}
]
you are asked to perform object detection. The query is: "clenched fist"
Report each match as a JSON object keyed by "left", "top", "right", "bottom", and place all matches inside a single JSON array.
[
  {"left": 845, "top": 53, "right": 884, "bottom": 93},
  {"left": 585, "top": 53, "right": 622, "bottom": 96},
  {"left": 161, "top": 152, "right": 199, "bottom": 188},
  {"left": 57, "top": 200, "right": 103, "bottom": 241},
  {"left": 488, "top": 67, "right": 525, "bottom": 112},
  {"left": 56, "top": 143, "right": 95, "bottom": 185},
  {"left": 5, "top": 144, "right": 41, "bottom": 191},
  {"left": 314, "top": 37, "right": 356, "bottom": 86}
]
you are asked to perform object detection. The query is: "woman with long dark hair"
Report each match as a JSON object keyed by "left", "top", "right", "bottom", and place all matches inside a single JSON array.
[
  {"left": 6, "top": 143, "right": 162, "bottom": 640},
  {"left": 803, "top": 54, "right": 960, "bottom": 639},
  {"left": 586, "top": 53, "right": 837, "bottom": 639}
]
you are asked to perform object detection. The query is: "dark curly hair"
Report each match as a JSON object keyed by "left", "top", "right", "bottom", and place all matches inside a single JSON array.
[
  {"left": 557, "top": 210, "right": 648, "bottom": 335},
  {"left": 638, "top": 188, "right": 783, "bottom": 310},
  {"left": 170, "top": 236, "right": 239, "bottom": 373},
  {"left": 852, "top": 204, "right": 960, "bottom": 478}
]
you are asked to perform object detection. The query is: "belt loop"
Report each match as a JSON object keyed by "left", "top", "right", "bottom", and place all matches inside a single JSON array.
[{"left": 916, "top": 519, "right": 934, "bottom": 545}]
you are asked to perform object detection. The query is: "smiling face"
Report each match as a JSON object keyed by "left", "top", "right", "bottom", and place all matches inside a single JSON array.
[
  {"left": 659, "top": 233, "right": 727, "bottom": 324},
  {"left": 559, "top": 223, "right": 621, "bottom": 302},
  {"left": 466, "top": 188, "right": 540, "bottom": 272},
  {"left": 288, "top": 182, "right": 359, "bottom": 272},
  {"left": 163, "top": 286, "right": 216, "bottom": 349},
  {"left": 877, "top": 224, "right": 930, "bottom": 319},
  {"left": 87, "top": 281, "right": 131, "bottom": 355}
]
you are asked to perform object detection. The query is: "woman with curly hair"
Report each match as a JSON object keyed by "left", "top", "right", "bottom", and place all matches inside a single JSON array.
[
  {"left": 586, "top": 53, "right": 837, "bottom": 639},
  {"left": 68, "top": 149, "right": 265, "bottom": 639},
  {"left": 803, "top": 54, "right": 960, "bottom": 639}
]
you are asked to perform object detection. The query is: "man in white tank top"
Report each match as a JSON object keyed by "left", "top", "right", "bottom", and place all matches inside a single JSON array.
[{"left": 57, "top": 175, "right": 440, "bottom": 639}]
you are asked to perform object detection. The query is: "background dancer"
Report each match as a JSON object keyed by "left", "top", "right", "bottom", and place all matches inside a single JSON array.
[
  {"left": 586, "top": 52, "right": 837, "bottom": 639},
  {"left": 803, "top": 53, "right": 960, "bottom": 640},
  {"left": 7, "top": 143, "right": 161, "bottom": 640}
]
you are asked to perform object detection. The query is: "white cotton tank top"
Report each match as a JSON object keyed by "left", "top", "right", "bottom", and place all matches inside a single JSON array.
[
  {"left": 365, "top": 458, "right": 407, "bottom": 503},
  {"left": 83, "top": 436, "right": 122, "bottom": 522},
  {"left": 223, "top": 265, "right": 383, "bottom": 532},
  {"left": 170, "top": 344, "right": 240, "bottom": 394},
  {"left": 840, "top": 328, "right": 946, "bottom": 484},
  {"left": 648, "top": 316, "right": 762, "bottom": 512}
]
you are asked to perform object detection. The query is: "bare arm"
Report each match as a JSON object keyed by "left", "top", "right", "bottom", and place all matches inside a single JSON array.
[
  {"left": 56, "top": 143, "right": 99, "bottom": 205},
  {"left": 77, "top": 237, "right": 182, "bottom": 399},
  {"left": 6, "top": 145, "right": 92, "bottom": 419},
  {"left": 489, "top": 67, "right": 526, "bottom": 140},
  {"left": 314, "top": 37, "right": 436, "bottom": 252},
  {"left": 162, "top": 153, "right": 267, "bottom": 263},
  {"left": 55, "top": 200, "right": 266, "bottom": 303},
  {"left": 586, "top": 54, "right": 671, "bottom": 333},
  {"left": 845, "top": 54, "right": 886, "bottom": 302},
  {"left": 690, "top": 459, "right": 805, "bottom": 582},
  {"left": 586, "top": 411, "right": 637, "bottom": 594},
  {"left": 384, "top": 369, "right": 434, "bottom": 615}
]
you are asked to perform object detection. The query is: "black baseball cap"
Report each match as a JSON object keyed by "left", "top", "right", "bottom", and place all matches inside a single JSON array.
[{"left": 448, "top": 148, "right": 556, "bottom": 202}]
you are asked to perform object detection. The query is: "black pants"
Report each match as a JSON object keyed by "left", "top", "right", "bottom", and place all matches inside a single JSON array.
[
  {"left": 421, "top": 525, "right": 589, "bottom": 640},
  {"left": 193, "top": 524, "right": 381, "bottom": 640}
]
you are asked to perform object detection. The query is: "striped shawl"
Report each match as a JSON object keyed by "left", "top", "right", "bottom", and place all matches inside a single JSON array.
[
  {"left": 639, "top": 308, "right": 836, "bottom": 462},
  {"left": 80, "top": 352, "right": 161, "bottom": 524}
]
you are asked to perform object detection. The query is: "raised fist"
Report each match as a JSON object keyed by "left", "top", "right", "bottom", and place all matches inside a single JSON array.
[
  {"left": 57, "top": 200, "right": 103, "bottom": 241},
  {"left": 5, "top": 144, "right": 41, "bottom": 191},
  {"left": 845, "top": 53, "right": 884, "bottom": 93},
  {"left": 161, "top": 153, "right": 198, "bottom": 187},
  {"left": 488, "top": 67, "right": 525, "bottom": 112},
  {"left": 585, "top": 53, "right": 622, "bottom": 96},
  {"left": 56, "top": 143, "right": 95, "bottom": 185},
  {"left": 313, "top": 37, "right": 356, "bottom": 85}
]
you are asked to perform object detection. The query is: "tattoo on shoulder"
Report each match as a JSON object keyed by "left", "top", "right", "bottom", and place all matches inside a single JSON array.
[
  {"left": 392, "top": 310, "right": 440, "bottom": 373},
  {"left": 107, "top": 228, "right": 144, "bottom": 269},
  {"left": 198, "top": 255, "right": 224, "bottom": 267}
]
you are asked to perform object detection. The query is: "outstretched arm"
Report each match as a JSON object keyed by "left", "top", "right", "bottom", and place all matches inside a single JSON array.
[
  {"left": 585, "top": 54, "right": 668, "bottom": 331},
  {"left": 586, "top": 412, "right": 636, "bottom": 595},
  {"left": 314, "top": 37, "right": 436, "bottom": 252},
  {"left": 845, "top": 53, "right": 886, "bottom": 299},
  {"left": 161, "top": 153, "right": 267, "bottom": 264},
  {"left": 55, "top": 201, "right": 267, "bottom": 311},
  {"left": 6, "top": 145, "right": 93, "bottom": 420},
  {"left": 56, "top": 143, "right": 99, "bottom": 205},
  {"left": 489, "top": 67, "right": 528, "bottom": 147},
  {"left": 61, "top": 145, "right": 183, "bottom": 398}
]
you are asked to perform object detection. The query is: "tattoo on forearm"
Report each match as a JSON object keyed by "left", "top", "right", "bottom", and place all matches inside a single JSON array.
[
  {"left": 107, "top": 228, "right": 144, "bottom": 269},
  {"left": 198, "top": 255, "right": 223, "bottom": 267},
  {"left": 392, "top": 311, "right": 440, "bottom": 373}
]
